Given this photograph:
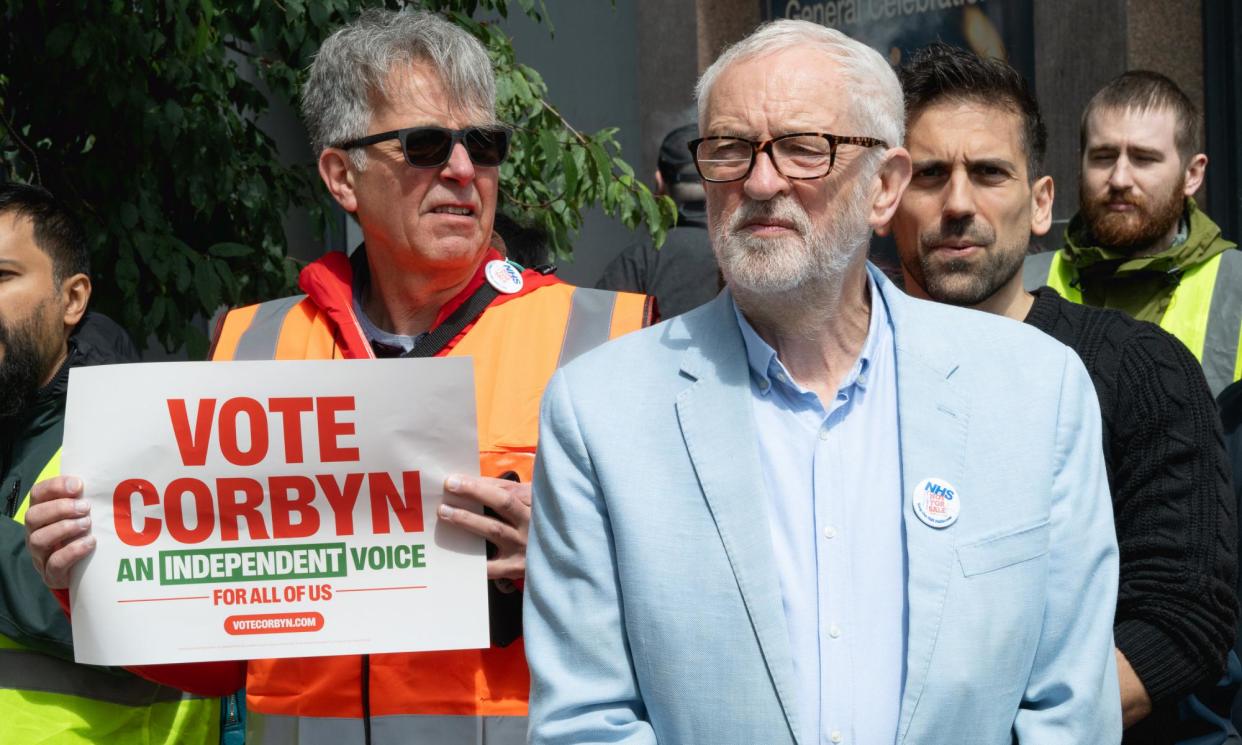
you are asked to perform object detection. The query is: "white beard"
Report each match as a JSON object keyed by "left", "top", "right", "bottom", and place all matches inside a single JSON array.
[{"left": 711, "top": 180, "right": 872, "bottom": 300}]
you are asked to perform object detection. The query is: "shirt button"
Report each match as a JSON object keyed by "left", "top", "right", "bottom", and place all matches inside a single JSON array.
[
  {"left": 829, "top": 624, "right": 842, "bottom": 639},
  {"left": 830, "top": 731, "right": 843, "bottom": 743},
  {"left": 823, "top": 526, "right": 837, "bottom": 539},
  {"left": 775, "top": 371, "right": 788, "bottom": 384},
  {"left": 818, "top": 429, "right": 830, "bottom": 441}
]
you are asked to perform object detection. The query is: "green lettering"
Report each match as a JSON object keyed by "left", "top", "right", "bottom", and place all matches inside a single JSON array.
[{"left": 117, "top": 557, "right": 153, "bottom": 582}]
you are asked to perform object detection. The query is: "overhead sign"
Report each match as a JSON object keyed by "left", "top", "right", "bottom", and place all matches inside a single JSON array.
[
  {"left": 765, "top": 0, "right": 1035, "bottom": 87},
  {"left": 62, "top": 358, "right": 488, "bottom": 666}
]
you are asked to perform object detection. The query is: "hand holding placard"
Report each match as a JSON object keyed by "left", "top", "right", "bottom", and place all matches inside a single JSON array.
[
  {"left": 25, "top": 475, "right": 94, "bottom": 589},
  {"left": 439, "top": 474, "right": 531, "bottom": 581},
  {"left": 55, "top": 358, "right": 489, "bottom": 666}
]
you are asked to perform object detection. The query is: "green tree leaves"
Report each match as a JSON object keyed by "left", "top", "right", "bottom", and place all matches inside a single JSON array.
[{"left": 0, "top": 0, "right": 671, "bottom": 355}]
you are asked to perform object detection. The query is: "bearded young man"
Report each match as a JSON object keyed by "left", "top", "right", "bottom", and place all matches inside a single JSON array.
[
  {"left": 887, "top": 43, "right": 1236, "bottom": 743},
  {"left": 525, "top": 20, "right": 1121, "bottom": 745},
  {"left": 0, "top": 183, "right": 235, "bottom": 743},
  {"left": 1023, "top": 71, "right": 1242, "bottom": 395}
]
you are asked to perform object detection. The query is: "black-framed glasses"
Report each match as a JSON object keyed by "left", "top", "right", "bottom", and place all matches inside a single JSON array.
[
  {"left": 688, "top": 132, "right": 888, "bottom": 183},
  {"left": 337, "top": 126, "right": 511, "bottom": 168}
]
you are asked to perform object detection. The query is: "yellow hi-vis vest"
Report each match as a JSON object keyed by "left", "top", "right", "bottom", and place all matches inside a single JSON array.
[
  {"left": 1024, "top": 249, "right": 1242, "bottom": 397},
  {"left": 0, "top": 450, "right": 222, "bottom": 745}
]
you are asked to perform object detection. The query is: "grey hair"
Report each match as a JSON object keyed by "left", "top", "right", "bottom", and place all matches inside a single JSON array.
[
  {"left": 301, "top": 8, "right": 496, "bottom": 169},
  {"left": 694, "top": 20, "right": 903, "bottom": 163}
]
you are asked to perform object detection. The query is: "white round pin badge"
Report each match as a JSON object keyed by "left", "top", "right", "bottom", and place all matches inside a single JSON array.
[
  {"left": 485, "top": 260, "right": 524, "bottom": 294},
  {"left": 912, "top": 477, "right": 960, "bottom": 529}
]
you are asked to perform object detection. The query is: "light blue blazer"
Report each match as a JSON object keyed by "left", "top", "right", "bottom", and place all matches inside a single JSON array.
[{"left": 525, "top": 266, "right": 1122, "bottom": 745}]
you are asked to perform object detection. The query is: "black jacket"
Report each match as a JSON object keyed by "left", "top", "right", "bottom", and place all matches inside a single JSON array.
[
  {"left": 1026, "top": 288, "right": 1238, "bottom": 743},
  {"left": 595, "top": 215, "right": 720, "bottom": 320},
  {"left": 0, "top": 312, "right": 138, "bottom": 659}
]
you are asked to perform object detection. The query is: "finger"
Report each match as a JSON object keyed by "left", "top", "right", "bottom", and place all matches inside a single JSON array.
[
  {"left": 437, "top": 503, "right": 525, "bottom": 547},
  {"left": 444, "top": 475, "right": 531, "bottom": 525},
  {"left": 486, "top": 556, "right": 525, "bottom": 582},
  {"left": 28, "top": 510, "right": 92, "bottom": 561},
  {"left": 43, "top": 535, "right": 97, "bottom": 589},
  {"left": 29, "top": 475, "right": 84, "bottom": 507},
  {"left": 24, "top": 490, "right": 91, "bottom": 535}
]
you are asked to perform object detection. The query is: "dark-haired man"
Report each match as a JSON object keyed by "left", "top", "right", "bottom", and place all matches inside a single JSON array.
[
  {"left": 886, "top": 43, "right": 1237, "bottom": 741},
  {"left": 0, "top": 182, "right": 224, "bottom": 742},
  {"left": 1024, "top": 70, "right": 1241, "bottom": 396}
]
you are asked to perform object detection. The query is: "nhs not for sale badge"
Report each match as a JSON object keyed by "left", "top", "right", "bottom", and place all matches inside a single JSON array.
[
  {"left": 61, "top": 358, "right": 488, "bottom": 666},
  {"left": 912, "top": 477, "right": 961, "bottom": 529}
]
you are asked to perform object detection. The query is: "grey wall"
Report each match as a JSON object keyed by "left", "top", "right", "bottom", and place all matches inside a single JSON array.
[
  {"left": 499, "top": 1, "right": 644, "bottom": 286},
  {"left": 1032, "top": 0, "right": 1129, "bottom": 250},
  {"left": 637, "top": 0, "right": 700, "bottom": 184}
]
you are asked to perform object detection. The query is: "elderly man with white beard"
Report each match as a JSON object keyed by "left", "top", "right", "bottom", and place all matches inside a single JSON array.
[{"left": 523, "top": 19, "right": 1123, "bottom": 745}]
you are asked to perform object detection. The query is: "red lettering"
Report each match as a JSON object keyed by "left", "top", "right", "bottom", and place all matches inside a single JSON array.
[
  {"left": 167, "top": 399, "right": 216, "bottom": 467},
  {"left": 316, "top": 473, "right": 363, "bottom": 535},
  {"left": 269, "top": 475, "right": 320, "bottom": 539},
  {"left": 218, "top": 398, "right": 269, "bottom": 466},
  {"left": 113, "top": 479, "right": 161, "bottom": 546},
  {"left": 317, "top": 396, "right": 359, "bottom": 462},
  {"left": 164, "top": 478, "right": 215, "bottom": 544},
  {"left": 268, "top": 397, "right": 314, "bottom": 464},
  {"left": 216, "top": 477, "right": 271, "bottom": 541},
  {"left": 368, "top": 471, "right": 424, "bottom": 534}
]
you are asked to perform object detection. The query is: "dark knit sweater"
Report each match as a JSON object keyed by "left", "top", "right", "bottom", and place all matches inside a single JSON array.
[{"left": 1024, "top": 287, "right": 1237, "bottom": 729}]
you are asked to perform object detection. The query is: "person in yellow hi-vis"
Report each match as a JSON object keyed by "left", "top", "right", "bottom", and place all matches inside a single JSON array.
[
  {"left": 1023, "top": 70, "right": 1241, "bottom": 396},
  {"left": 0, "top": 182, "right": 233, "bottom": 744}
]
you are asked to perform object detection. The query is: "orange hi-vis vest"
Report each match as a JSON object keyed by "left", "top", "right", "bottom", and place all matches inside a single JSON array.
[{"left": 209, "top": 250, "right": 652, "bottom": 745}]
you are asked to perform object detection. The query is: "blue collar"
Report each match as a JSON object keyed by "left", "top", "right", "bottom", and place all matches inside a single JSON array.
[{"left": 731, "top": 274, "right": 888, "bottom": 399}]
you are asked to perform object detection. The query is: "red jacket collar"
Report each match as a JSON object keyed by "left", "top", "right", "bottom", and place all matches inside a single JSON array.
[{"left": 297, "top": 248, "right": 562, "bottom": 359}]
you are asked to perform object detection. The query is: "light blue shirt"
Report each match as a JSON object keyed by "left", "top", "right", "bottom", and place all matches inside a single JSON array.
[{"left": 733, "top": 279, "right": 906, "bottom": 745}]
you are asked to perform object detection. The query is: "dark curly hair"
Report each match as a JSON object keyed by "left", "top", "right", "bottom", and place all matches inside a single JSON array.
[{"left": 897, "top": 42, "right": 1047, "bottom": 179}]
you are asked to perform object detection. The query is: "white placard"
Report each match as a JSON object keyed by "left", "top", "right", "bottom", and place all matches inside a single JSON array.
[{"left": 62, "top": 358, "right": 488, "bottom": 666}]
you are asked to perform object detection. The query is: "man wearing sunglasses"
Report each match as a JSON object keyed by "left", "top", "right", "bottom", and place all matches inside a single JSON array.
[
  {"left": 525, "top": 19, "right": 1121, "bottom": 744},
  {"left": 23, "top": 9, "right": 650, "bottom": 745}
]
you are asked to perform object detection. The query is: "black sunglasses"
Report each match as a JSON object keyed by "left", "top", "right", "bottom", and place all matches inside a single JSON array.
[{"left": 337, "top": 126, "right": 511, "bottom": 168}]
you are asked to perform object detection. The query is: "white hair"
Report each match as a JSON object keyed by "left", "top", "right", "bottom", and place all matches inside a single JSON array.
[
  {"left": 301, "top": 8, "right": 496, "bottom": 169},
  {"left": 694, "top": 20, "right": 903, "bottom": 153}
]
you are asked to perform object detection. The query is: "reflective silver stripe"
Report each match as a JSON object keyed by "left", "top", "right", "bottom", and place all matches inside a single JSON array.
[
  {"left": 0, "top": 648, "right": 199, "bottom": 707},
  {"left": 249, "top": 710, "right": 527, "bottom": 745},
  {"left": 248, "top": 710, "right": 360, "bottom": 745},
  {"left": 556, "top": 288, "right": 618, "bottom": 368},
  {"left": 1022, "top": 250, "right": 1056, "bottom": 292},
  {"left": 233, "top": 295, "right": 307, "bottom": 360},
  {"left": 1201, "top": 251, "right": 1242, "bottom": 396}
]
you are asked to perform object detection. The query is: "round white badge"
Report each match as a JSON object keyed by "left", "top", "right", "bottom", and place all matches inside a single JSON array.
[
  {"left": 912, "top": 477, "right": 961, "bottom": 529},
  {"left": 485, "top": 259, "right": 524, "bottom": 295}
]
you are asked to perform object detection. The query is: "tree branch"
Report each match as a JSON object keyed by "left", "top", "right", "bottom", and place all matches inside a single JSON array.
[
  {"left": 0, "top": 106, "right": 42, "bottom": 185},
  {"left": 222, "top": 39, "right": 275, "bottom": 67},
  {"left": 539, "top": 99, "right": 589, "bottom": 145},
  {"left": 500, "top": 187, "right": 564, "bottom": 209}
]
